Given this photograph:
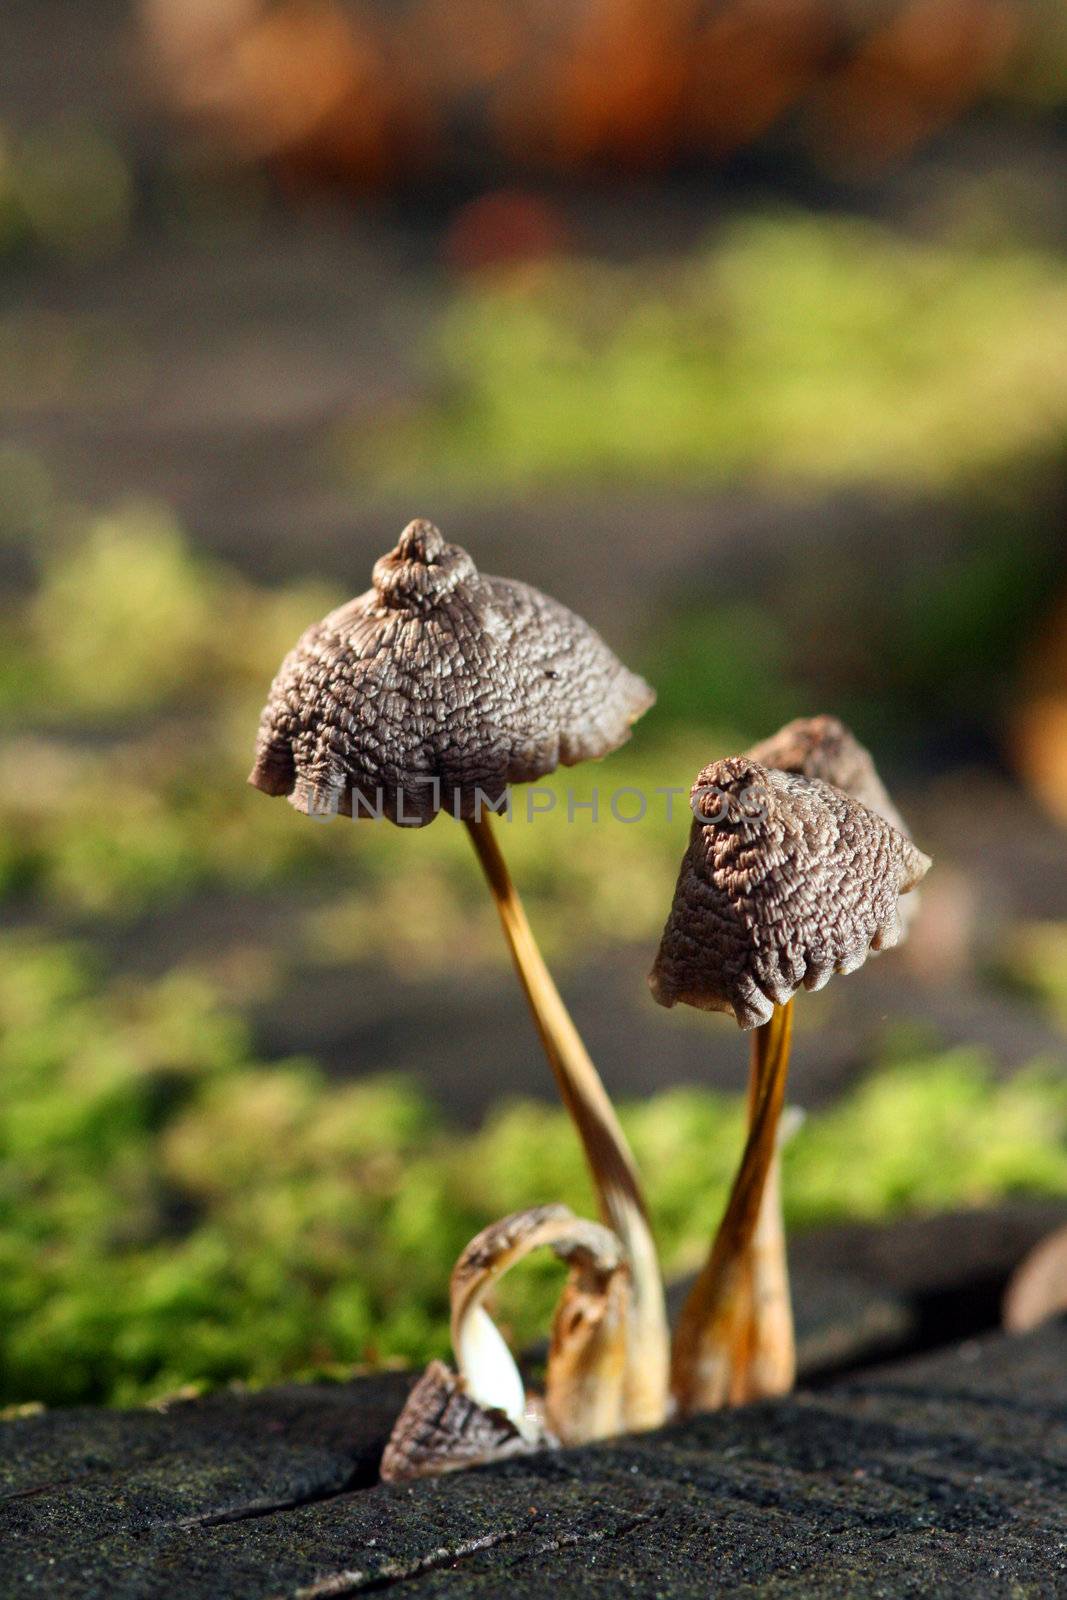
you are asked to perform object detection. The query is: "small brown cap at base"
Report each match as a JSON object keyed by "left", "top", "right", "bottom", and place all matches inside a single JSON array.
[{"left": 379, "top": 1361, "right": 549, "bottom": 1483}]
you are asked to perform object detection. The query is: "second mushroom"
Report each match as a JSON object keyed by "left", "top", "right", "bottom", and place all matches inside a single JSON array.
[{"left": 650, "top": 719, "right": 931, "bottom": 1414}]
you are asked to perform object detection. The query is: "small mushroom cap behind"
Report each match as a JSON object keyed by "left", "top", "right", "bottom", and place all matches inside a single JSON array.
[
  {"left": 747, "top": 714, "right": 920, "bottom": 936},
  {"left": 649, "top": 757, "right": 931, "bottom": 1029},
  {"left": 746, "top": 714, "right": 907, "bottom": 835},
  {"left": 249, "top": 519, "right": 654, "bottom": 826}
]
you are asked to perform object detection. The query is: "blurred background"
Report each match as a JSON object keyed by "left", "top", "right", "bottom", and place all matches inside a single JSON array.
[{"left": 2, "top": 0, "right": 1067, "bottom": 1409}]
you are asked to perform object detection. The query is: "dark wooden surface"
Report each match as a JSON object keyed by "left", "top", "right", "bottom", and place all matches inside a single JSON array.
[
  {"left": 4, "top": 1328, "right": 1066, "bottom": 1598},
  {"left": 5, "top": 1203, "right": 1067, "bottom": 1600}
]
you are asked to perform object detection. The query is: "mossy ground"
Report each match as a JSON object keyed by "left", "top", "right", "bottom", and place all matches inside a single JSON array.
[{"left": 3, "top": 927, "right": 1067, "bottom": 1409}]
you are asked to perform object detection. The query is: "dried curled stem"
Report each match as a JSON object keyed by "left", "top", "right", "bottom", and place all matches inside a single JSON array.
[{"left": 380, "top": 1204, "right": 632, "bottom": 1482}]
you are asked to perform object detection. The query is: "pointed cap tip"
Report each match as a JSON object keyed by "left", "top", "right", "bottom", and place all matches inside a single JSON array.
[
  {"left": 396, "top": 517, "right": 447, "bottom": 563},
  {"left": 372, "top": 519, "right": 476, "bottom": 610}
]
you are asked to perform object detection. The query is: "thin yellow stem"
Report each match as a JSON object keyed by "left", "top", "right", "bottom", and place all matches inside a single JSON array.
[
  {"left": 671, "top": 998, "right": 794, "bottom": 1413},
  {"left": 464, "top": 812, "right": 669, "bottom": 1430}
]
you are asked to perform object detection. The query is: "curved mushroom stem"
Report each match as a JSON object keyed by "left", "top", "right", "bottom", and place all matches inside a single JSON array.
[
  {"left": 671, "top": 997, "right": 795, "bottom": 1414},
  {"left": 451, "top": 1205, "right": 630, "bottom": 1446},
  {"left": 464, "top": 812, "right": 670, "bottom": 1431}
]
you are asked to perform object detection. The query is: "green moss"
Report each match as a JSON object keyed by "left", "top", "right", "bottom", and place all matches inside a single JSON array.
[
  {"left": 30, "top": 501, "right": 219, "bottom": 713},
  {"left": 996, "top": 922, "right": 1067, "bottom": 1028},
  {"left": 2, "top": 932, "right": 1066, "bottom": 1410},
  {"left": 787, "top": 1050, "right": 1067, "bottom": 1224},
  {"left": 342, "top": 215, "right": 1067, "bottom": 496}
]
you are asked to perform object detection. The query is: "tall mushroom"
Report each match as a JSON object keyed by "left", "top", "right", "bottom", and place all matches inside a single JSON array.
[
  {"left": 650, "top": 750, "right": 930, "bottom": 1414},
  {"left": 249, "top": 518, "right": 668, "bottom": 1428},
  {"left": 380, "top": 1204, "right": 631, "bottom": 1481}
]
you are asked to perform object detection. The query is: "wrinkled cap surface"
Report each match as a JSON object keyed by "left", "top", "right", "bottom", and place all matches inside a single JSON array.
[
  {"left": 649, "top": 756, "right": 931, "bottom": 1029},
  {"left": 747, "top": 715, "right": 906, "bottom": 833},
  {"left": 747, "top": 714, "right": 919, "bottom": 936},
  {"left": 249, "top": 519, "right": 654, "bottom": 826},
  {"left": 378, "top": 1360, "right": 548, "bottom": 1483}
]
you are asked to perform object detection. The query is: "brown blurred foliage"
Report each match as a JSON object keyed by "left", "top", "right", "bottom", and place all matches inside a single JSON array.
[
  {"left": 138, "top": 0, "right": 1033, "bottom": 190},
  {"left": 1013, "top": 590, "right": 1067, "bottom": 828},
  {"left": 1004, "top": 1223, "right": 1067, "bottom": 1333}
]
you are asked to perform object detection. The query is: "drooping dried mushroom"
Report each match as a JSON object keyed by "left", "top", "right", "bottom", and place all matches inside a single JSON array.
[
  {"left": 380, "top": 1204, "right": 631, "bottom": 1482},
  {"left": 651, "top": 747, "right": 930, "bottom": 1414},
  {"left": 250, "top": 521, "right": 668, "bottom": 1429}
]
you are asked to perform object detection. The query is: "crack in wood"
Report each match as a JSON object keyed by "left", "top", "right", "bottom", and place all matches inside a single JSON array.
[
  {"left": 0, "top": 1478, "right": 77, "bottom": 1503},
  {"left": 502, "top": 1506, "right": 662, "bottom": 1569},
  {"left": 179, "top": 1475, "right": 363, "bottom": 1530},
  {"left": 281, "top": 1504, "right": 662, "bottom": 1596},
  {"left": 287, "top": 1529, "right": 519, "bottom": 1597}
]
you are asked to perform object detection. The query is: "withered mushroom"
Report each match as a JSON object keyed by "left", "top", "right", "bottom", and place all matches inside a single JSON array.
[
  {"left": 650, "top": 752, "right": 930, "bottom": 1413},
  {"left": 250, "top": 519, "right": 668, "bottom": 1427},
  {"left": 380, "top": 1204, "right": 631, "bottom": 1481}
]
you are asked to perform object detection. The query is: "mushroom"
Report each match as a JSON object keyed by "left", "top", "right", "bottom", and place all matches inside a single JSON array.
[
  {"left": 380, "top": 1204, "right": 631, "bottom": 1481},
  {"left": 378, "top": 1361, "right": 543, "bottom": 1484},
  {"left": 650, "top": 751, "right": 930, "bottom": 1413},
  {"left": 737, "top": 714, "right": 924, "bottom": 1391},
  {"left": 249, "top": 519, "right": 669, "bottom": 1429}
]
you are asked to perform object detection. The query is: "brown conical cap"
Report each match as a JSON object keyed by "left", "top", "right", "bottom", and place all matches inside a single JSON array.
[
  {"left": 649, "top": 756, "right": 931, "bottom": 1028},
  {"left": 378, "top": 1361, "right": 545, "bottom": 1483}
]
